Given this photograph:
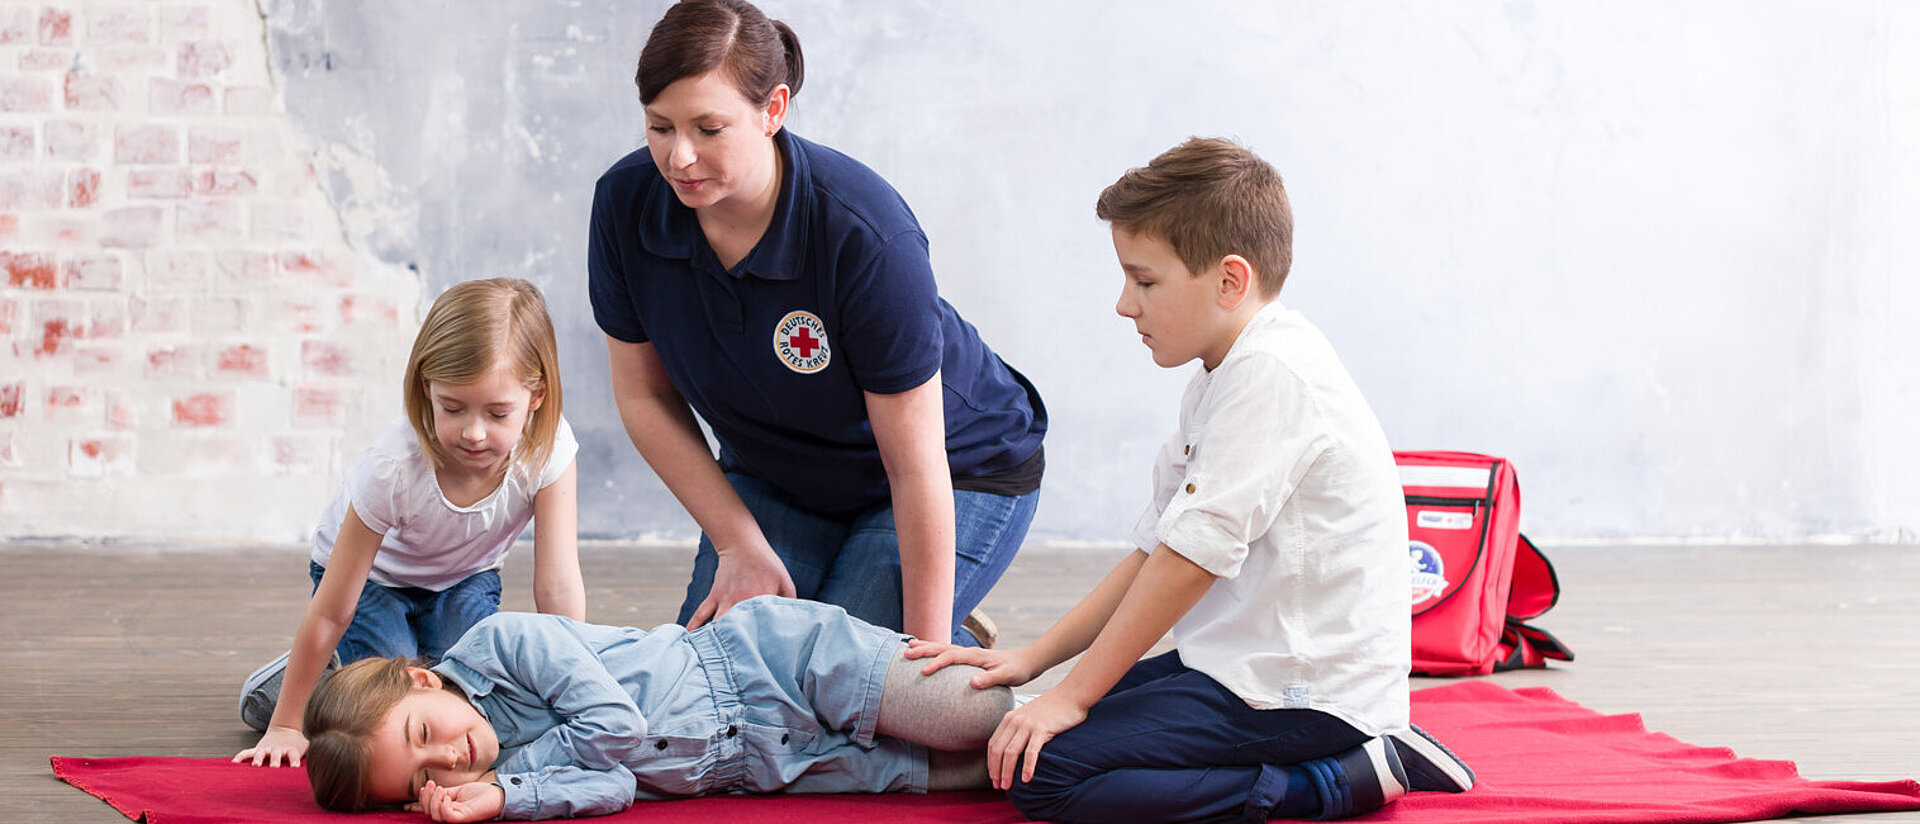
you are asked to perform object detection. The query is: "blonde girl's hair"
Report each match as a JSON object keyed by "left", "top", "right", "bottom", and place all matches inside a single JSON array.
[
  {"left": 304, "top": 657, "right": 419, "bottom": 812},
  {"left": 402, "top": 278, "right": 564, "bottom": 477}
]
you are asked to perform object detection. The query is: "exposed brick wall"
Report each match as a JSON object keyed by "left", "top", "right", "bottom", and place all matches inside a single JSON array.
[{"left": 1, "top": 1, "right": 419, "bottom": 543}]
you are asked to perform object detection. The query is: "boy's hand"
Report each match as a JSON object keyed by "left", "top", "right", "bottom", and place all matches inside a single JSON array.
[
  {"left": 410, "top": 779, "right": 505, "bottom": 823},
  {"left": 987, "top": 690, "right": 1088, "bottom": 790},
  {"left": 231, "top": 725, "right": 308, "bottom": 767},
  {"left": 904, "top": 639, "right": 1039, "bottom": 689}
]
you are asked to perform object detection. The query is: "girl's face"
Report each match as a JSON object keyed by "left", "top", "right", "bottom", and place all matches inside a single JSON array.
[
  {"left": 365, "top": 668, "right": 499, "bottom": 805},
  {"left": 427, "top": 364, "right": 542, "bottom": 479},
  {"left": 643, "top": 69, "right": 787, "bottom": 211}
]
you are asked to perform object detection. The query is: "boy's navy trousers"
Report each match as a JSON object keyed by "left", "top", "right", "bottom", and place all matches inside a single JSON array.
[{"left": 1007, "top": 650, "right": 1369, "bottom": 824}]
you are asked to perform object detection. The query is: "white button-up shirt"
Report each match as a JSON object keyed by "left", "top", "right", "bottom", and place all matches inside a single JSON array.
[{"left": 1132, "top": 301, "right": 1410, "bottom": 735}]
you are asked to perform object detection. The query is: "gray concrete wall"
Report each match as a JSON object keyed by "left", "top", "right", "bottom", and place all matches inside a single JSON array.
[{"left": 256, "top": 1, "right": 1920, "bottom": 544}]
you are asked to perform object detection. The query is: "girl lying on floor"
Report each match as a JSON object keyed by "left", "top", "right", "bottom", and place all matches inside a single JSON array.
[{"left": 302, "top": 596, "right": 1010, "bottom": 821}]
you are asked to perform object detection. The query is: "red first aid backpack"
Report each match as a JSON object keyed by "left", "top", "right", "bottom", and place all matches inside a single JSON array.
[{"left": 1398, "top": 451, "right": 1573, "bottom": 676}]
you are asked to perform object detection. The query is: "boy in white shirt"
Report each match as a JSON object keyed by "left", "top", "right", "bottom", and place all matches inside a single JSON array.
[{"left": 907, "top": 137, "right": 1472, "bottom": 822}]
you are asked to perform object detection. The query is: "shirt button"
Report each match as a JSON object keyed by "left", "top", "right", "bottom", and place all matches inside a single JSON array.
[
  {"left": 509, "top": 777, "right": 522, "bottom": 786},
  {"left": 655, "top": 740, "right": 668, "bottom": 750},
  {"left": 726, "top": 725, "right": 738, "bottom": 738},
  {"left": 1184, "top": 444, "right": 1191, "bottom": 455},
  {"left": 781, "top": 733, "right": 790, "bottom": 744},
  {"left": 1185, "top": 483, "right": 1197, "bottom": 494}
]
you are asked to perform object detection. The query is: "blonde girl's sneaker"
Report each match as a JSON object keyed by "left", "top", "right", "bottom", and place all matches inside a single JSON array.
[
  {"left": 238, "top": 650, "right": 341, "bottom": 731},
  {"left": 1388, "top": 724, "right": 1476, "bottom": 792},
  {"left": 238, "top": 651, "right": 290, "bottom": 732}
]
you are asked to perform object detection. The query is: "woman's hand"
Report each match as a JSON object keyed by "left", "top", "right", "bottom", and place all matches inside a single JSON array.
[
  {"left": 231, "top": 725, "right": 308, "bottom": 767},
  {"left": 986, "top": 690, "right": 1089, "bottom": 790},
  {"left": 684, "top": 544, "right": 796, "bottom": 629},
  {"left": 410, "top": 779, "right": 505, "bottom": 823},
  {"left": 904, "top": 639, "right": 1040, "bottom": 690}
]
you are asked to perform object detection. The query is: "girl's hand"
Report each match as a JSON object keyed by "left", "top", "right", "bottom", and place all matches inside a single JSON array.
[
  {"left": 231, "top": 725, "right": 308, "bottom": 767},
  {"left": 904, "top": 638, "right": 1040, "bottom": 689},
  {"left": 685, "top": 546, "right": 795, "bottom": 629},
  {"left": 409, "top": 779, "right": 505, "bottom": 823},
  {"left": 987, "top": 690, "right": 1089, "bottom": 790}
]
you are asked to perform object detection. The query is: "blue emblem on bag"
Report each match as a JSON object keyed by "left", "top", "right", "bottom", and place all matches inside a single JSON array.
[{"left": 1410, "top": 540, "right": 1449, "bottom": 606}]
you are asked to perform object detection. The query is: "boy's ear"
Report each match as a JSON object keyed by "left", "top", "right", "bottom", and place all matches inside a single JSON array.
[
  {"left": 1216, "top": 254, "right": 1255, "bottom": 310},
  {"left": 405, "top": 666, "right": 441, "bottom": 690}
]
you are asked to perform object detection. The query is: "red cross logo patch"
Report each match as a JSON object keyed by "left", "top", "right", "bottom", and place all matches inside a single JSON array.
[{"left": 773, "top": 310, "right": 831, "bottom": 374}]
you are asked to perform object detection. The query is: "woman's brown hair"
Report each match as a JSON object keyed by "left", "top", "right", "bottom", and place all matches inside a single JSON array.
[{"left": 635, "top": 0, "right": 804, "bottom": 106}]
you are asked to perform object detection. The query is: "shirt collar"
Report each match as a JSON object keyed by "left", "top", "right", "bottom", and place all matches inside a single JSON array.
[{"left": 634, "top": 130, "right": 810, "bottom": 282}]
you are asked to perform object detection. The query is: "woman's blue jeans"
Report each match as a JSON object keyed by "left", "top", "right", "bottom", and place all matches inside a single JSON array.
[{"left": 676, "top": 471, "right": 1039, "bottom": 646}]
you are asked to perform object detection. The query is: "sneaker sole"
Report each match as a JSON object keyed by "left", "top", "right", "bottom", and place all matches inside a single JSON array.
[
  {"left": 1390, "top": 724, "right": 1475, "bottom": 793},
  {"left": 238, "top": 651, "right": 291, "bottom": 732}
]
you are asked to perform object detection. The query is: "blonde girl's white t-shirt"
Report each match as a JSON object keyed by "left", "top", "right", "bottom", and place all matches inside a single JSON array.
[
  {"left": 1131, "top": 301, "right": 1410, "bottom": 736},
  {"left": 310, "top": 416, "right": 579, "bottom": 592}
]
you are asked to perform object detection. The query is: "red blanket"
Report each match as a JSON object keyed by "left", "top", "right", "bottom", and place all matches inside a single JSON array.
[{"left": 53, "top": 681, "right": 1920, "bottom": 823}]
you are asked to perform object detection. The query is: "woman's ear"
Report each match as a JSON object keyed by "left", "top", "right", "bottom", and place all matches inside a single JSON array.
[
  {"left": 1216, "top": 254, "right": 1255, "bottom": 310},
  {"left": 763, "top": 84, "right": 790, "bottom": 136}
]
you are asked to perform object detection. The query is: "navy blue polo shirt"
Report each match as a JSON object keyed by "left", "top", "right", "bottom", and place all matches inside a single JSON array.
[{"left": 588, "top": 131, "right": 1046, "bottom": 514}]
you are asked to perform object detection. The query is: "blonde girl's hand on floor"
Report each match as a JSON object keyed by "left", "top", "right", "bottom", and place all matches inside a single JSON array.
[
  {"left": 410, "top": 779, "right": 505, "bottom": 823},
  {"left": 231, "top": 724, "right": 308, "bottom": 767}
]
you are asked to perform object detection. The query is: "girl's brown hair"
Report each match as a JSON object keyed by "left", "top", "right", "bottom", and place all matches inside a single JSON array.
[
  {"left": 635, "top": 0, "right": 804, "bottom": 106},
  {"left": 401, "top": 278, "right": 563, "bottom": 478},
  {"left": 303, "top": 657, "right": 419, "bottom": 812},
  {"left": 1096, "top": 137, "right": 1295, "bottom": 298}
]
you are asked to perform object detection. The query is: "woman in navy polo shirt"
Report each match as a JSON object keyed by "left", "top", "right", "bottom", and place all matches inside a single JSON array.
[{"left": 589, "top": 0, "right": 1046, "bottom": 646}]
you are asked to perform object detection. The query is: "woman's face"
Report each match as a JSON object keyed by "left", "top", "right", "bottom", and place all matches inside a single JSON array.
[{"left": 643, "top": 70, "right": 787, "bottom": 211}]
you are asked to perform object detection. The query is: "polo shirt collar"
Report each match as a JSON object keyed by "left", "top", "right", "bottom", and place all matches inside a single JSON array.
[{"left": 634, "top": 130, "right": 810, "bottom": 282}]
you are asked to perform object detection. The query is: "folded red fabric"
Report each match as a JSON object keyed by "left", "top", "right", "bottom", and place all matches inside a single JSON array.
[{"left": 53, "top": 681, "right": 1920, "bottom": 823}]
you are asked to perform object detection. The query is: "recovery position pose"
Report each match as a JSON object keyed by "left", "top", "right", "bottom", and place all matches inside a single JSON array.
[
  {"left": 908, "top": 138, "right": 1476, "bottom": 823},
  {"left": 303, "top": 597, "right": 1011, "bottom": 821},
  {"left": 235, "top": 278, "right": 583, "bottom": 768}
]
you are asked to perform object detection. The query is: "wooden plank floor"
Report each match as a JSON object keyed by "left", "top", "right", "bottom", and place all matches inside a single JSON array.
[{"left": 4, "top": 541, "right": 1917, "bottom": 822}]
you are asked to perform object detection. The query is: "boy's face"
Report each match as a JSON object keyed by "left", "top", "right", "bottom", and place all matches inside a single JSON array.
[
  {"left": 365, "top": 668, "right": 500, "bottom": 805},
  {"left": 1112, "top": 228, "right": 1239, "bottom": 370}
]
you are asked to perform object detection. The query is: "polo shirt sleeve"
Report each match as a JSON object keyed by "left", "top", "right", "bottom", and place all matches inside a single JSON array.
[
  {"left": 834, "top": 230, "right": 943, "bottom": 395},
  {"left": 587, "top": 175, "right": 647, "bottom": 344},
  {"left": 1153, "top": 354, "right": 1331, "bottom": 580}
]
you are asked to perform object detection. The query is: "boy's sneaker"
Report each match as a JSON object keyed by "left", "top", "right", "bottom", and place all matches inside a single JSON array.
[
  {"left": 1388, "top": 724, "right": 1476, "bottom": 793},
  {"left": 238, "top": 651, "right": 291, "bottom": 732},
  {"left": 961, "top": 608, "right": 999, "bottom": 649},
  {"left": 1301, "top": 736, "right": 1409, "bottom": 819},
  {"left": 238, "top": 650, "right": 341, "bottom": 732}
]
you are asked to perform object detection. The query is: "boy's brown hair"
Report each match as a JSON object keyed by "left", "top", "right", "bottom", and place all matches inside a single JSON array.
[
  {"left": 1096, "top": 137, "right": 1294, "bottom": 298},
  {"left": 304, "top": 657, "right": 428, "bottom": 812}
]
